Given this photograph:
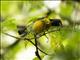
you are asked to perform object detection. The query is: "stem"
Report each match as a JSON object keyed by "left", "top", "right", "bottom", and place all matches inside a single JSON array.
[
  {"left": 2, "top": 32, "right": 48, "bottom": 55},
  {"left": 43, "top": 32, "right": 49, "bottom": 43},
  {"left": 2, "top": 29, "right": 59, "bottom": 55},
  {"left": 24, "top": 38, "right": 48, "bottom": 55},
  {"left": 34, "top": 35, "right": 41, "bottom": 60}
]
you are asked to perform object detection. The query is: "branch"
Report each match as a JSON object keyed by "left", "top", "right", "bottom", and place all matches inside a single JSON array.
[
  {"left": 2, "top": 29, "right": 59, "bottom": 55},
  {"left": 2, "top": 32, "right": 48, "bottom": 55},
  {"left": 2, "top": 32, "right": 21, "bottom": 49},
  {"left": 34, "top": 35, "right": 41, "bottom": 60}
]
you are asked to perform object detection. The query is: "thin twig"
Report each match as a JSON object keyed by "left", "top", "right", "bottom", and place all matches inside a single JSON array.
[
  {"left": 2, "top": 32, "right": 21, "bottom": 39},
  {"left": 2, "top": 29, "right": 59, "bottom": 55},
  {"left": 2, "top": 32, "right": 48, "bottom": 55},
  {"left": 34, "top": 34, "right": 41, "bottom": 60},
  {"left": 24, "top": 38, "right": 48, "bottom": 55},
  {"left": 38, "top": 29, "right": 60, "bottom": 38}
]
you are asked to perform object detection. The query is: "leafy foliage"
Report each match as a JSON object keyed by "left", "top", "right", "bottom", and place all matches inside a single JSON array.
[{"left": 1, "top": 1, "right": 80, "bottom": 60}]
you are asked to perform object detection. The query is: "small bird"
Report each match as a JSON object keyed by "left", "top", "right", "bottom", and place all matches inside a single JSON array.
[{"left": 17, "top": 25, "right": 27, "bottom": 37}]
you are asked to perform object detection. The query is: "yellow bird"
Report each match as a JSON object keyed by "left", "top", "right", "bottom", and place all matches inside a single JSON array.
[{"left": 32, "top": 18, "right": 62, "bottom": 34}]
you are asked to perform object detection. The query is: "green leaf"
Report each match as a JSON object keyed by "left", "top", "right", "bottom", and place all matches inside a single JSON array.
[{"left": 60, "top": 2, "right": 74, "bottom": 20}]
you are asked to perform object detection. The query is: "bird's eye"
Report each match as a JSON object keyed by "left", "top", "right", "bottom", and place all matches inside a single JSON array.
[
  {"left": 50, "top": 19, "right": 62, "bottom": 26},
  {"left": 17, "top": 25, "right": 27, "bottom": 36}
]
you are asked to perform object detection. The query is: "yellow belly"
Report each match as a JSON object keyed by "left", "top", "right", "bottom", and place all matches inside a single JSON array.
[{"left": 33, "top": 20, "right": 44, "bottom": 33}]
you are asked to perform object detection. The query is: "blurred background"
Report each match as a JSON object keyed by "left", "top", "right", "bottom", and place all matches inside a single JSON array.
[{"left": 1, "top": 0, "right": 80, "bottom": 60}]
